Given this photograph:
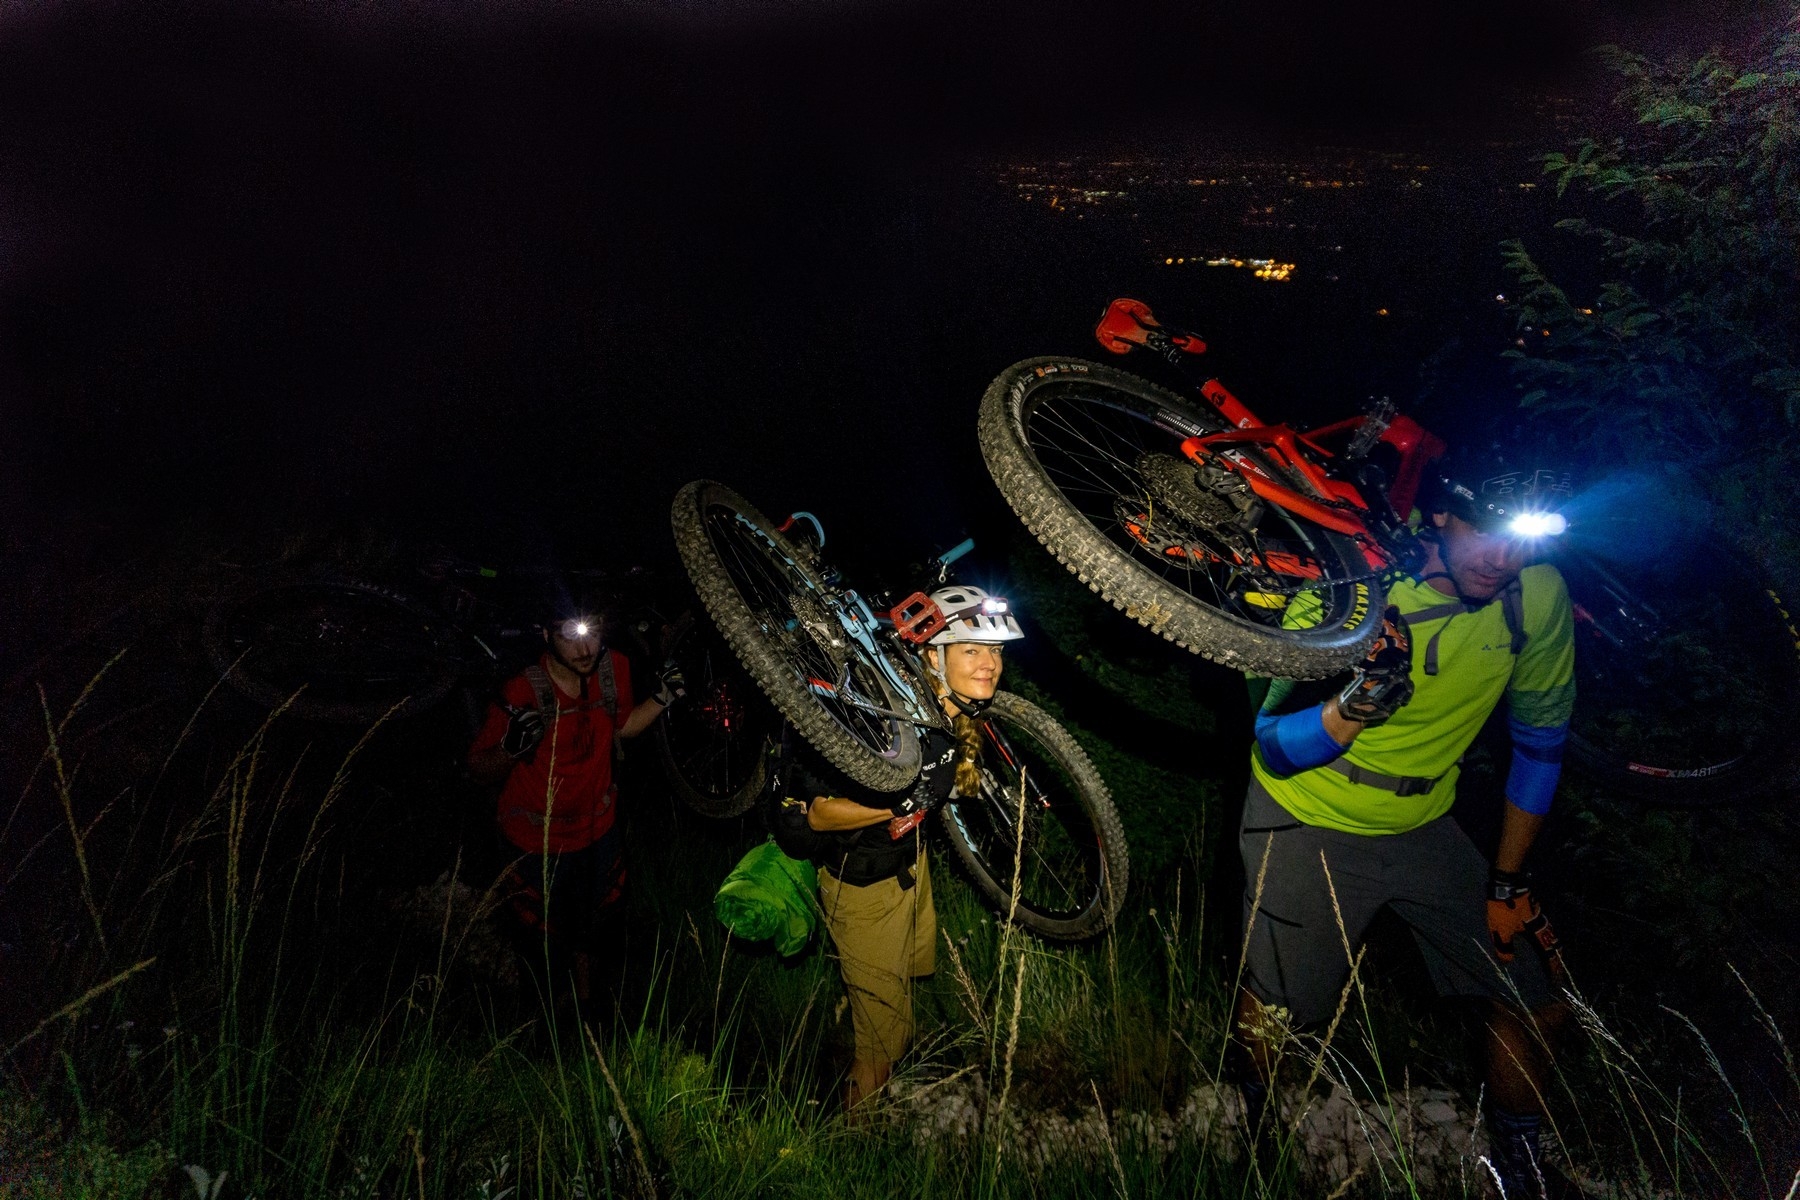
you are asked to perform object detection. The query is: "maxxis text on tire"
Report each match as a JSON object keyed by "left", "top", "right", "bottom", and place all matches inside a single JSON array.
[{"left": 1561, "top": 543, "right": 1800, "bottom": 806}]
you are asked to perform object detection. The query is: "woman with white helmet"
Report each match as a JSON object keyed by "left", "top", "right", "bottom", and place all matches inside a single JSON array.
[{"left": 779, "top": 583, "right": 1023, "bottom": 1111}]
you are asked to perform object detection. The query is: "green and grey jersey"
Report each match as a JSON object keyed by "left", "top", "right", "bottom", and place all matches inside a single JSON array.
[{"left": 1252, "top": 564, "right": 1576, "bottom": 835}]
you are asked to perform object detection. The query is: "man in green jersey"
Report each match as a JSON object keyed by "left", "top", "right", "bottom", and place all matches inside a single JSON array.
[{"left": 1236, "top": 453, "right": 1576, "bottom": 1197}]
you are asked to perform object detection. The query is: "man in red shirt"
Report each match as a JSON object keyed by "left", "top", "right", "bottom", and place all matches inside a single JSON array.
[{"left": 469, "top": 596, "right": 681, "bottom": 1013}]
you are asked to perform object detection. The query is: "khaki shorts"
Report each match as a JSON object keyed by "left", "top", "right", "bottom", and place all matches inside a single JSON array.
[{"left": 818, "top": 852, "right": 936, "bottom": 1065}]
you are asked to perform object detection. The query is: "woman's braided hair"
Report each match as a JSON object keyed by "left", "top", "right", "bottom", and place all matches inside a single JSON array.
[
  {"left": 929, "top": 644, "right": 988, "bottom": 797},
  {"left": 952, "top": 712, "right": 984, "bottom": 797}
]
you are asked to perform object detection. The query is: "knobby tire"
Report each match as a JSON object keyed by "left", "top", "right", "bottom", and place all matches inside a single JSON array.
[
  {"left": 670, "top": 480, "right": 922, "bottom": 792},
  {"left": 978, "top": 357, "right": 1382, "bottom": 679},
  {"left": 202, "top": 577, "right": 459, "bottom": 724},
  {"left": 1562, "top": 543, "right": 1800, "bottom": 805},
  {"left": 653, "top": 613, "right": 772, "bottom": 818},
  {"left": 940, "top": 690, "right": 1129, "bottom": 940}
]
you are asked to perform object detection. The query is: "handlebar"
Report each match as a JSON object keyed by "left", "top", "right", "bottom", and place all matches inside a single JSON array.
[{"left": 778, "top": 511, "right": 827, "bottom": 548}]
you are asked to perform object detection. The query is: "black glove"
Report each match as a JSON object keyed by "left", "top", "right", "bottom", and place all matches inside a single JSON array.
[
  {"left": 888, "top": 779, "right": 944, "bottom": 821},
  {"left": 500, "top": 706, "right": 546, "bottom": 761},
  {"left": 1336, "top": 606, "right": 1414, "bottom": 725},
  {"left": 653, "top": 659, "right": 686, "bottom": 707}
]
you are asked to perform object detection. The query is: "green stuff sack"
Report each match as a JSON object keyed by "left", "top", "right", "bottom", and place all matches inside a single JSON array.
[{"left": 713, "top": 840, "right": 817, "bottom": 956}]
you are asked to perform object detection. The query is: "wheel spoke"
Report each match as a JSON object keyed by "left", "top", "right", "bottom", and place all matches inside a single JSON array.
[
  {"left": 1021, "top": 382, "right": 1365, "bottom": 628},
  {"left": 704, "top": 505, "right": 901, "bottom": 759}
]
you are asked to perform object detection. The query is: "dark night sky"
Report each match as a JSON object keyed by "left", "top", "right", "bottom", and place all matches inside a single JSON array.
[{"left": 1, "top": 0, "right": 1788, "bottom": 568}]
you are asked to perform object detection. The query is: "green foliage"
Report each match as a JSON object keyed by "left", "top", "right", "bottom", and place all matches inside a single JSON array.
[
  {"left": 1502, "top": 14, "right": 1800, "bottom": 568},
  {"left": 0, "top": 1088, "right": 172, "bottom": 1199},
  {"left": 8, "top": 557, "right": 1800, "bottom": 1197},
  {"left": 1002, "top": 535, "right": 1235, "bottom": 880}
]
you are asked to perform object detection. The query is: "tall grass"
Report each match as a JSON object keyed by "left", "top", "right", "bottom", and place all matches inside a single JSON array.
[{"left": 5, "top": 664, "right": 1800, "bottom": 1198}]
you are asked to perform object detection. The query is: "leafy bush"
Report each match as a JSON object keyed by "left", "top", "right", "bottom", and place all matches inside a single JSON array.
[{"left": 1501, "top": 13, "right": 1800, "bottom": 573}]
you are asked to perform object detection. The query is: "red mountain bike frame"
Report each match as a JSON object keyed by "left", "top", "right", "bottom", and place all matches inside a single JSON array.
[{"left": 1095, "top": 297, "right": 1446, "bottom": 570}]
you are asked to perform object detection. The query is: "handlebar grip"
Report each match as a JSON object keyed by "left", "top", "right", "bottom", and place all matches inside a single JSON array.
[{"left": 936, "top": 538, "right": 975, "bottom": 567}]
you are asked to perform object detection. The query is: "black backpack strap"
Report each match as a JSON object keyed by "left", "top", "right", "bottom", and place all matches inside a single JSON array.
[
  {"left": 596, "top": 651, "right": 618, "bottom": 719},
  {"left": 1405, "top": 599, "right": 1475, "bottom": 678},
  {"left": 523, "top": 665, "right": 557, "bottom": 722},
  {"left": 526, "top": 659, "right": 621, "bottom": 721},
  {"left": 1409, "top": 579, "right": 1530, "bottom": 677},
  {"left": 1324, "top": 756, "right": 1452, "bottom": 796},
  {"left": 1500, "top": 577, "right": 1528, "bottom": 655}
]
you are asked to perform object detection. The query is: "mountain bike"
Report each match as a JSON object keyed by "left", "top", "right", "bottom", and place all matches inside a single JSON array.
[
  {"left": 670, "top": 479, "right": 1129, "bottom": 937},
  {"left": 202, "top": 557, "right": 774, "bottom": 814},
  {"left": 978, "top": 298, "right": 1800, "bottom": 804},
  {"left": 202, "top": 571, "right": 503, "bottom": 725}
]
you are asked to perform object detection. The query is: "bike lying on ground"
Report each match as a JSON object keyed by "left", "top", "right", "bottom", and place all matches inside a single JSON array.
[
  {"left": 978, "top": 298, "right": 1800, "bottom": 804},
  {"left": 202, "top": 556, "right": 772, "bottom": 815},
  {"left": 670, "top": 479, "right": 1129, "bottom": 938}
]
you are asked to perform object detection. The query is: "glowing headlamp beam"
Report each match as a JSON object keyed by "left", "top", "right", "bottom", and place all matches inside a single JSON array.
[
  {"left": 1507, "top": 512, "right": 1568, "bottom": 539},
  {"left": 980, "top": 598, "right": 1009, "bottom": 614}
]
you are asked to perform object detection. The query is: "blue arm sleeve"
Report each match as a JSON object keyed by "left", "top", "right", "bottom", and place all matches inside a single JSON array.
[
  {"left": 1255, "top": 704, "right": 1350, "bottom": 777},
  {"left": 1505, "top": 714, "right": 1568, "bottom": 816}
]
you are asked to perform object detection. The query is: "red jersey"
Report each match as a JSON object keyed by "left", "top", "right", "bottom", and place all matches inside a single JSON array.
[{"left": 472, "top": 651, "right": 635, "bottom": 854}]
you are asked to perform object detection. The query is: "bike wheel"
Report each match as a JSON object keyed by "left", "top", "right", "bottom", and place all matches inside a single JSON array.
[
  {"left": 1562, "top": 544, "right": 1800, "bottom": 804},
  {"left": 979, "top": 357, "right": 1383, "bottom": 679},
  {"left": 202, "top": 578, "right": 459, "bottom": 724},
  {"left": 654, "top": 612, "right": 774, "bottom": 818},
  {"left": 670, "top": 480, "right": 923, "bottom": 792},
  {"left": 941, "top": 690, "right": 1128, "bottom": 940}
]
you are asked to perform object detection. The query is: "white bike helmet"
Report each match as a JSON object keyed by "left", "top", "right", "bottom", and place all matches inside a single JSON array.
[{"left": 925, "top": 585, "right": 1025, "bottom": 645}]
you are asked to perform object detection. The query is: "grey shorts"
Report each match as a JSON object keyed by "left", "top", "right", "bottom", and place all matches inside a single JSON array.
[{"left": 1238, "top": 777, "right": 1554, "bottom": 1026}]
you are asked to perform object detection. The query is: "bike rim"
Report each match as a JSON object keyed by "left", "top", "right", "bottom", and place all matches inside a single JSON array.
[
  {"left": 1566, "top": 550, "right": 1799, "bottom": 788},
  {"left": 699, "top": 500, "right": 911, "bottom": 763},
  {"left": 949, "top": 713, "right": 1111, "bottom": 924},
  {"left": 216, "top": 583, "right": 451, "bottom": 712},
  {"left": 1017, "top": 380, "right": 1371, "bottom": 635},
  {"left": 661, "top": 646, "right": 766, "bottom": 803}
]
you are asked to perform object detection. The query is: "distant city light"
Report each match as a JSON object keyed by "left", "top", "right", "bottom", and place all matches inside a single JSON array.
[{"left": 1160, "top": 254, "right": 1294, "bottom": 282}]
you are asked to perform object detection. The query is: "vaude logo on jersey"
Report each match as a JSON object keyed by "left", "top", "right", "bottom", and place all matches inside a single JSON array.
[{"left": 921, "top": 744, "right": 958, "bottom": 771}]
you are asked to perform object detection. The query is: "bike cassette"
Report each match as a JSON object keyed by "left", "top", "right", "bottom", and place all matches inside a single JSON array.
[
  {"left": 782, "top": 587, "right": 850, "bottom": 669},
  {"left": 1138, "top": 453, "right": 1265, "bottom": 531},
  {"left": 1117, "top": 453, "right": 1264, "bottom": 562},
  {"left": 1116, "top": 455, "right": 1293, "bottom": 612}
]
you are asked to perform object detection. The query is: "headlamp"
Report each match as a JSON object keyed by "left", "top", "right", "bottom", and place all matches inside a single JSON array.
[
  {"left": 980, "top": 597, "right": 1009, "bottom": 615},
  {"left": 1507, "top": 512, "right": 1567, "bottom": 539},
  {"left": 558, "top": 619, "right": 595, "bottom": 640}
]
